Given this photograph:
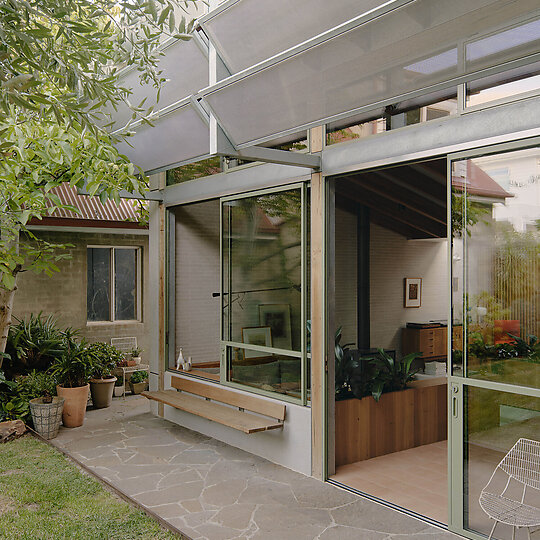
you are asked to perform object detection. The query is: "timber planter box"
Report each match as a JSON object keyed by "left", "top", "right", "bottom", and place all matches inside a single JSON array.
[{"left": 335, "top": 382, "right": 447, "bottom": 467}]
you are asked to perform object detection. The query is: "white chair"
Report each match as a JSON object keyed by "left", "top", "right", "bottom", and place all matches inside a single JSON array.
[{"left": 479, "top": 438, "right": 540, "bottom": 540}]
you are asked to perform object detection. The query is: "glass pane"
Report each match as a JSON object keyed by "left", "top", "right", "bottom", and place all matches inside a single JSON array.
[
  {"left": 114, "top": 103, "right": 210, "bottom": 174},
  {"left": 222, "top": 189, "right": 303, "bottom": 352},
  {"left": 467, "top": 71, "right": 540, "bottom": 107},
  {"left": 87, "top": 248, "right": 110, "bottom": 321},
  {"left": 453, "top": 147, "right": 540, "bottom": 389},
  {"left": 166, "top": 156, "right": 223, "bottom": 185},
  {"left": 227, "top": 346, "right": 301, "bottom": 398},
  {"left": 204, "top": 2, "right": 539, "bottom": 147},
  {"left": 114, "top": 249, "right": 137, "bottom": 320},
  {"left": 172, "top": 200, "right": 221, "bottom": 372},
  {"left": 464, "top": 387, "right": 540, "bottom": 538}
]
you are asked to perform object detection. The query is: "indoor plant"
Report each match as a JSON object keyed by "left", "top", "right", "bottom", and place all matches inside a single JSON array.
[
  {"left": 24, "top": 370, "right": 65, "bottom": 440},
  {"left": 87, "top": 342, "right": 122, "bottom": 409},
  {"left": 129, "top": 370, "right": 148, "bottom": 394},
  {"left": 51, "top": 340, "right": 93, "bottom": 427}
]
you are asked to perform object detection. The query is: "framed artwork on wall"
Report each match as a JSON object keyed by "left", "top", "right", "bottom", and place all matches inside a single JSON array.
[
  {"left": 242, "top": 326, "right": 272, "bottom": 359},
  {"left": 258, "top": 304, "right": 292, "bottom": 350},
  {"left": 404, "top": 278, "right": 422, "bottom": 308}
]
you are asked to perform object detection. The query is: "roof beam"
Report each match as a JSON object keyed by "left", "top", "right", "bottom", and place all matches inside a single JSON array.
[
  {"left": 350, "top": 174, "right": 446, "bottom": 226},
  {"left": 335, "top": 182, "right": 443, "bottom": 238}
]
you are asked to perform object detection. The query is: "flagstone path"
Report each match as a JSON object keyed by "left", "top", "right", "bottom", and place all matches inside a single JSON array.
[{"left": 51, "top": 396, "right": 462, "bottom": 540}]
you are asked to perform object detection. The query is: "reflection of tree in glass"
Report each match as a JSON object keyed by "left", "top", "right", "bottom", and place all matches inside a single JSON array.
[
  {"left": 232, "top": 190, "right": 301, "bottom": 290},
  {"left": 451, "top": 189, "right": 489, "bottom": 237}
]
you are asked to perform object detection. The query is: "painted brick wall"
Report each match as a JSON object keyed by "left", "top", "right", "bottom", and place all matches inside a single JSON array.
[{"left": 12, "top": 229, "right": 150, "bottom": 355}]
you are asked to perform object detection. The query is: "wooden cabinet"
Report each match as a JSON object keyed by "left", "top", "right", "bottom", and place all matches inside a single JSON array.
[{"left": 402, "top": 326, "right": 461, "bottom": 360}]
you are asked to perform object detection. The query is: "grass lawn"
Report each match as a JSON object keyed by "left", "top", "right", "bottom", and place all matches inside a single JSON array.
[{"left": 0, "top": 435, "right": 181, "bottom": 539}]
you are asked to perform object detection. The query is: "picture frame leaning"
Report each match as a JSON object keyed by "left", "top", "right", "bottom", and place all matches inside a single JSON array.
[{"left": 258, "top": 304, "right": 292, "bottom": 350}]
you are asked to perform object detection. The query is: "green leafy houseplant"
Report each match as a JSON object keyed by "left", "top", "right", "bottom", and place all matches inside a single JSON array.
[
  {"left": 130, "top": 371, "right": 148, "bottom": 385},
  {"left": 130, "top": 347, "right": 143, "bottom": 358},
  {"left": 87, "top": 342, "right": 123, "bottom": 379},
  {"left": 369, "top": 349, "right": 420, "bottom": 401},
  {"left": 51, "top": 341, "right": 93, "bottom": 389}
]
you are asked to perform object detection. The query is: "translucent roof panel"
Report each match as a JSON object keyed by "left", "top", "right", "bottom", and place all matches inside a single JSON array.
[
  {"left": 103, "top": 37, "right": 208, "bottom": 132},
  {"left": 114, "top": 103, "right": 209, "bottom": 174},
  {"left": 203, "top": 0, "right": 540, "bottom": 147},
  {"left": 200, "top": 0, "right": 386, "bottom": 74}
]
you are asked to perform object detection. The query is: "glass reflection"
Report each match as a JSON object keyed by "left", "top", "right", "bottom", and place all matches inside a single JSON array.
[
  {"left": 465, "top": 387, "right": 540, "bottom": 539},
  {"left": 452, "top": 148, "right": 540, "bottom": 389}
]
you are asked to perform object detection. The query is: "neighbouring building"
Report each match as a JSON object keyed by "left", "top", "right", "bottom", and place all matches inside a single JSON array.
[
  {"left": 13, "top": 184, "right": 150, "bottom": 352},
  {"left": 105, "top": 1, "right": 540, "bottom": 539}
]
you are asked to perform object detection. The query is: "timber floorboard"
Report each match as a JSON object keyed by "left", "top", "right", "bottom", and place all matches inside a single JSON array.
[{"left": 331, "top": 440, "right": 448, "bottom": 524}]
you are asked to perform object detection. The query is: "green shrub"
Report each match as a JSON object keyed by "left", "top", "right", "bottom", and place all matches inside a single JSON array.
[
  {"left": 51, "top": 341, "right": 93, "bottom": 388},
  {"left": 86, "top": 342, "right": 123, "bottom": 379},
  {"left": 130, "top": 370, "right": 148, "bottom": 384},
  {"left": 5, "top": 313, "right": 68, "bottom": 377}
]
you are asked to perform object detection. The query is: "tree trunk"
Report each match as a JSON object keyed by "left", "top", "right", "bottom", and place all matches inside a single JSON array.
[{"left": 0, "top": 282, "right": 17, "bottom": 368}]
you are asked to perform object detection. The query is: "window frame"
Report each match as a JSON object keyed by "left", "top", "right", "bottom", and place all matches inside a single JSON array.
[
  {"left": 219, "top": 183, "right": 310, "bottom": 405},
  {"left": 86, "top": 245, "right": 142, "bottom": 325}
]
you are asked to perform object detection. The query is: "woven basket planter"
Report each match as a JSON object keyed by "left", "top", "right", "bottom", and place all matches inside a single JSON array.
[{"left": 29, "top": 397, "right": 65, "bottom": 440}]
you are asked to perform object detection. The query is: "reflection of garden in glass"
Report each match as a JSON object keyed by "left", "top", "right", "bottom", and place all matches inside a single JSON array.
[
  {"left": 222, "top": 189, "right": 305, "bottom": 397},
  {"left": 452, "top": 148, "right": 540, "bottom": 389},
  {"left": 464, "top": 387, "right": 540, "bottom": 537}
]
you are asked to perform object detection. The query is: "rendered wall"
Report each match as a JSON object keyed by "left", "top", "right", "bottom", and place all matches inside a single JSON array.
[{"left": 163, "top": 372, "right": 312, "bottom": 476}]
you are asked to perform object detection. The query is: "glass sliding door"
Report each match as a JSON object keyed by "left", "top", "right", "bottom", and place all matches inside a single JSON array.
[
  {"left": 449, "top": 142, "right": 540, "bottom": 539},
  {"left": 221, "top": 185, "right": 310, "bottom": 404}
]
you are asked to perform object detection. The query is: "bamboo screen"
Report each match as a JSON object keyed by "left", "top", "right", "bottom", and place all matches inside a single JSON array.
[{"left": 494, "top": 235, "right": 540, "bottom": 339}]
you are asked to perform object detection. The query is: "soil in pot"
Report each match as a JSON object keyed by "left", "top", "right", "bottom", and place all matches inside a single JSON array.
[
  {"left": 90, "top": 376, "right": 117, "bottom": 409},
  {"left": 29, "top": 397, "right": 65, "bottom": 440},
  {"left": 56, "top": 384, "right": 90, "bottom": 428}
]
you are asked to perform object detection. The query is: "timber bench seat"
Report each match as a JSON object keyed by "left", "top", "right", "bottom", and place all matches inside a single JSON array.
[{"left": 142, "top": 377, "right": 286, "bottom": 434}]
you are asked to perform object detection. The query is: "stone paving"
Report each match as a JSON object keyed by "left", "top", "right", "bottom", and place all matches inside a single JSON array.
[{"left": 51, "top": 396, "right": 462, "bottom": 540}]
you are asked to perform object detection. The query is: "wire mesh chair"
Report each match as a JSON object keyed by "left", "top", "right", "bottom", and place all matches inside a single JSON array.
[{"left": 479, "top": 438, "right": 540, "bottom": 540}]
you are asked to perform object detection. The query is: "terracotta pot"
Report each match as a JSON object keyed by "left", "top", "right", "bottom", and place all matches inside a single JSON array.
[
  {"left": 29, "top": 397, "right": 65, "bottom": 439},
  {"left": 56, "top": 384, "right": 89, "bottom": 428},
  {"left": 89, "top": 376, "right": 117, "bottom": 409}
]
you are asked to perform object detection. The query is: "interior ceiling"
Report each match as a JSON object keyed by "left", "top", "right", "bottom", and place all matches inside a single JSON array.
[{"left": 335, "top": 158, "right": 447, "bottom": 239}]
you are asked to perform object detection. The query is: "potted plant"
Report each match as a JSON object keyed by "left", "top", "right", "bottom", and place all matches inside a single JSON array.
[
  {"left": 130, "top": 347, "right": 143, "bottom": 365},
  {"left": 129, "top": 370, "right": 148, "bottom": 394},
  {"left": 87, "top": 342, "right": 123, "bottom": 409},
  {"left": 24, "top": 370, "right": 65, "bottom": 440},
  {"left": 51, "top": 340, "right": 93, "bottom": 428},
  {"left": 114, "top": 375, "right": 125, "bottom": 398}
]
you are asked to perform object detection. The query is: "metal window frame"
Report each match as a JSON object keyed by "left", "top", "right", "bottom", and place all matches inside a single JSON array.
[
  {"left": 447, "top": 136, "right": 540, "bottom": 540},
  {"left": 219, "top": 182, "right": 310, "bottom": 405},
  {"left": 87, "top": 245, "right": 142, "bottom": 324}
]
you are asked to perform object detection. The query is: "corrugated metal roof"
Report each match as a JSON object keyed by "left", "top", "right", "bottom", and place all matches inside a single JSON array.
[{"left": 44, "top": 184, "right": 144, "bottom": 223}]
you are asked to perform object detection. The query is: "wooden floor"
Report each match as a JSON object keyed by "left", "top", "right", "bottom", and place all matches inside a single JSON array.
[{"left": 331, "top": 440, "right": 448, "bottom": 524}]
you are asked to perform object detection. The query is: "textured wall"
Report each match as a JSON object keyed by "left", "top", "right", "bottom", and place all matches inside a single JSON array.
[
  {"left": 333, "top": 218, "right": 448, "bottom": 355},
  {"left": 173, "top": 200, "right": 221, "bottom": 366},
  {"left": 370, "top": 224, "right": 448, "bottom": 355},
  {"left": 12, "top": 229, "right": 149, "bottom": 354}
]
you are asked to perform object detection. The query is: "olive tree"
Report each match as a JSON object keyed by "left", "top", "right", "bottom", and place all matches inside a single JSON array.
[{"left": 0, "top": 0, "right": 200, "bottom": 364}]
